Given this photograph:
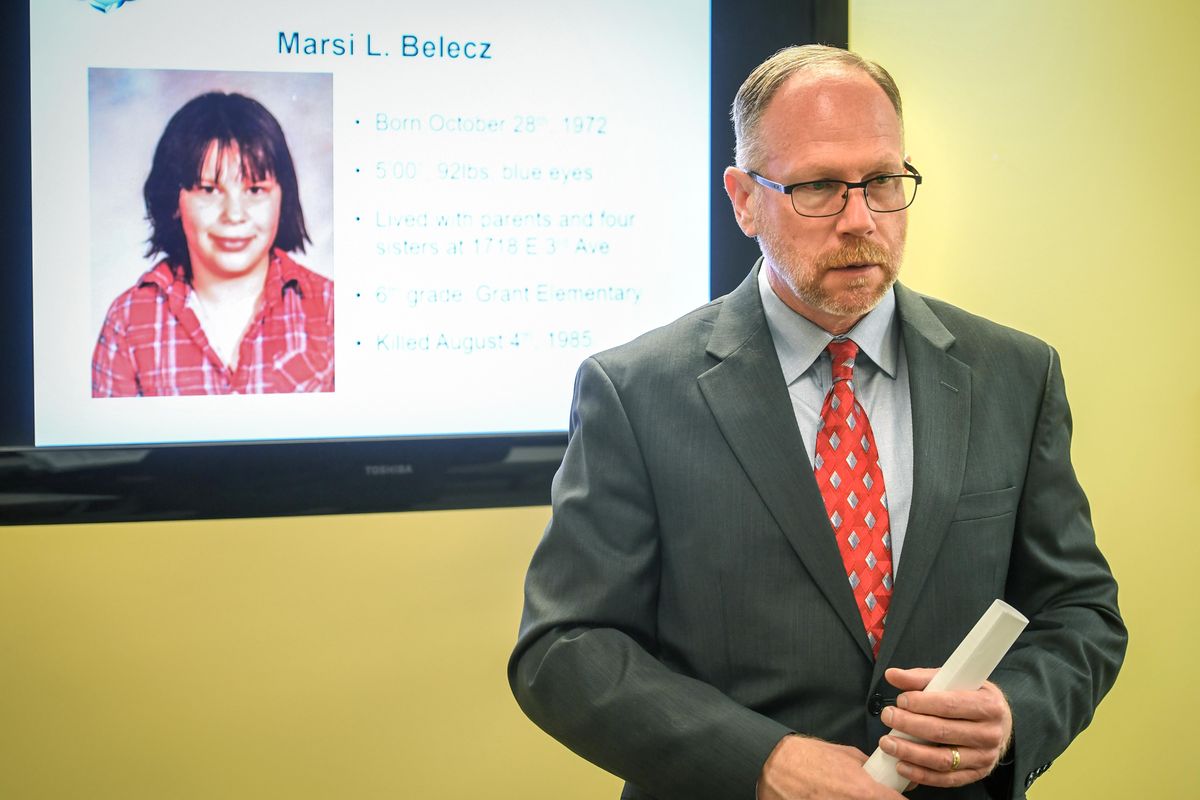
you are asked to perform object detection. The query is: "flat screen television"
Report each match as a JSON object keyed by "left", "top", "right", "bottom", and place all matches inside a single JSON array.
[{"left": 0, "top": 0, "right": 845, "bottom": 524}]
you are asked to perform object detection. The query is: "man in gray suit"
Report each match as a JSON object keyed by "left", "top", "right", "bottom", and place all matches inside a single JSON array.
[{"left": 510, "top": 45, "right": 1125, "bottom": 799}]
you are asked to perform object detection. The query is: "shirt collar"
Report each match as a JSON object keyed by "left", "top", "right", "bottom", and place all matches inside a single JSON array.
[
  {"left": 757, "top": 264, "right": 900, "bottom": 383},
  {"left": 138, "top": 249, "right": 306, "bottom": 307},
  {"left": 264, "top": 249, "right": 309, "bottom": 308},
  {"left": 138, "top": 261, "right": 190, "bottom": 316}
]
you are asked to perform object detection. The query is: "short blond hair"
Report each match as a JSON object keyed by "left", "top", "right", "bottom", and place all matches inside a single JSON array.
[{"left": 731, "top": 45, "right": 903, "bottom": 170}]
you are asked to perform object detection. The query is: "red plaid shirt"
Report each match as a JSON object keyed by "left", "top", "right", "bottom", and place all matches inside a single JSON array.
[{"left": 93, "top": 250, "right": 334, "bottom": 396}]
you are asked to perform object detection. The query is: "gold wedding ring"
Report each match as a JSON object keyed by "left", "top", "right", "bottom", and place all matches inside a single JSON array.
[{"left": 949, "top": 748, "right": 962, "bottom": 771}]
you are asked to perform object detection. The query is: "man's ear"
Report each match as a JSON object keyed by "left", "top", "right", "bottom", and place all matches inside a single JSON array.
[{"left": 723, "top": 167, "right": 759, "bottom": 237}]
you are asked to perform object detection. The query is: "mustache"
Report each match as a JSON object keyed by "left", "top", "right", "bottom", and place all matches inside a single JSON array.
[{"left": 814, "top": 239, "right": 894, "bottom": 270}]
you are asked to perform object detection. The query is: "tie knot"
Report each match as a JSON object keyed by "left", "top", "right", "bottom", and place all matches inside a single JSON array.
[{"left": 827, "top": 339, "right": 859, "bottom": 383}]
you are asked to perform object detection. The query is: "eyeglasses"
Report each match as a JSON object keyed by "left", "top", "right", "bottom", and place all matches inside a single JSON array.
[{"left": 747, "top": 162, "right": 922, "bottom": 218}]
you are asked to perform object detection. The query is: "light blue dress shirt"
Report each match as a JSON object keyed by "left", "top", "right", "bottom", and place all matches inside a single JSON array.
[{"left": 757, "top": 267, "right": 914, "bottom": 569}]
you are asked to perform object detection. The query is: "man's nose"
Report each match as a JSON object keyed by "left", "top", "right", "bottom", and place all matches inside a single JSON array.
[{"left": 836, "top": 186, "right": 876, "bottom": 236}]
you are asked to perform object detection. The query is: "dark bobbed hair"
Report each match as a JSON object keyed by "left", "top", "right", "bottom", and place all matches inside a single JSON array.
[{"left": 143, "top": 91, "right": 310, "bottom": 282}]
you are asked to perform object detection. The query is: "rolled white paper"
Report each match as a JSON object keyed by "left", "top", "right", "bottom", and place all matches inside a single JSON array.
[{"left": 863, "top": 599, "right": 1029, "bottom": 790}]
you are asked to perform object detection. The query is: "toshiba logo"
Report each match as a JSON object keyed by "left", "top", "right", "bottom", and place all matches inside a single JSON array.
[{"left": 365, "top": 464, "right": 415, "bottom": 477}]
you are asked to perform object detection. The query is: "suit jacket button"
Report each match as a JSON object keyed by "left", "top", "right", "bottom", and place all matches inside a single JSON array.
[{"left": 867, "top": 694, "right": 884, "bottom": 716}]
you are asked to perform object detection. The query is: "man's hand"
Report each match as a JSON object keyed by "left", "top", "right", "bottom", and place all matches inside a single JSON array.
[
  {"left": 878, "top": 667, "right": 1013, "bottom": 789},
  {"left": 758, "top": 734, "right": 907, "bottom": 800}
]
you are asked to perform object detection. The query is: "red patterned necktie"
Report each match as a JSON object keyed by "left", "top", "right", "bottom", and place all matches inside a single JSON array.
[{"left": 814, "top": 339, "right": 893, "bottom": 656}]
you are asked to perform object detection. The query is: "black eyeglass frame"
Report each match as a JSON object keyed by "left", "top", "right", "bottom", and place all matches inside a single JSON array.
[{"left": 747, "top": 162, "right": 922, "bottom": 218}]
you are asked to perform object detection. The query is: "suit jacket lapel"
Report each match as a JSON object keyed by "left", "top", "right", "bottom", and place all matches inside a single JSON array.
[
  {"left": 698, "top": 263, "right": 873, "bottom": 661},
  {"left": 872, "top": 284, "right": 973, "bottom": 673}
]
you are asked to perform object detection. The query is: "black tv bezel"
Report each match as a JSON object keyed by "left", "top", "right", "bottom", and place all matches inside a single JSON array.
[{"left": 0, "top": 1, "right": 846, "bottom": 525}]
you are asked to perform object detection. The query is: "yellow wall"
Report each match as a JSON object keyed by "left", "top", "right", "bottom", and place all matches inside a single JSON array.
[
  {"left": 852, "top": 0, "right": 1200, "bottom": 796},
  {"left": 3, "top": 2, "right": 1196, "bottom": 797},
  {"left": 0, "top": 508, "right": 621, "bottom": 798}
]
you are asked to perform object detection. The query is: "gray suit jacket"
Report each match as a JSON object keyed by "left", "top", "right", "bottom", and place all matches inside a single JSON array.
[{"left": 510, "top": 265, "right": 1125, "bottom": 799}]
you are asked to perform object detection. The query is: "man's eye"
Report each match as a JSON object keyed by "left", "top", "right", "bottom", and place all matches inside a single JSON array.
[
  {"left": 872, "top": 175, "right": 897, "bottom": 186},
  {"left": 797, "top": 181, "right": 836, "bottom": 194}
]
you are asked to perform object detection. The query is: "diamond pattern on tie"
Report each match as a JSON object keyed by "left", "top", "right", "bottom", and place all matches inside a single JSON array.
[{"left": 813, "top": 339, "right": 892, "bottom": 657}]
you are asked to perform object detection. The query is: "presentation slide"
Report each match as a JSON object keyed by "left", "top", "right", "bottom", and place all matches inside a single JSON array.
[{"left": 30, "top": 0, "right": 710, "bottom": 446}]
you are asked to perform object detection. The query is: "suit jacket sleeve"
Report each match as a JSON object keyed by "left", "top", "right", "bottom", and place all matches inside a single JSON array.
[
  {"left": 509, "top": 355, "right": 791, "bottom": 800},
  {"left": 990, "top": 345, "right": 1127, "bottom": 797}
]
